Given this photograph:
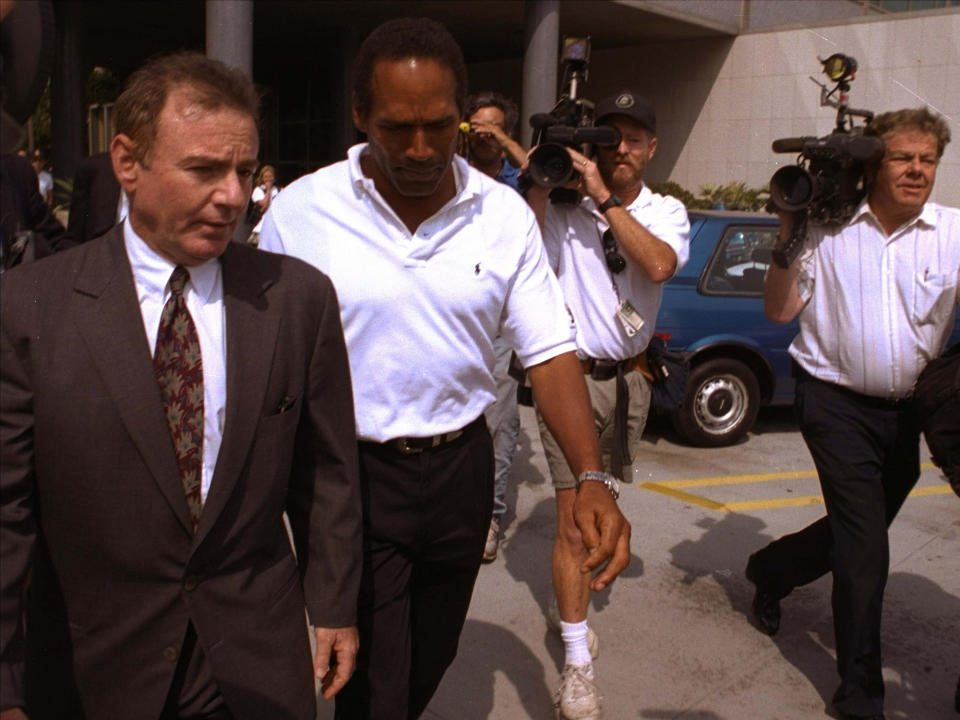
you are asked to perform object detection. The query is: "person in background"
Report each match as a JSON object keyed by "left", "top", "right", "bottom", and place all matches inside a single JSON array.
[
  {"left": 1, "top": 151, "right": 67, "bottom": 269},
  {"left": 66, "top": 151, "right": 125, "bottom": 244},
  {"left": 247, "top": 163, "right": 278, "bottom": 245},
  {"left": 746, "top": 107, "right": 959, "bottom": 720},
  {"left": 29, "top": 148, "right": 53, "bottom": 207},
  {"left": 462, "top": 91, "right": 525, "bottom": 562},
  {"left": 462, "top": 91, "right": 526, "bottom": 192}
]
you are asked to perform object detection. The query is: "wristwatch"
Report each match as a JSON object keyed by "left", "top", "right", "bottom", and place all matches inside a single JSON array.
[
  {"left": 576, "top": 470, "right": 620, "bottom": 500},
  {"left": 597, "top": 194, "right": 622, "bottom": 214}
]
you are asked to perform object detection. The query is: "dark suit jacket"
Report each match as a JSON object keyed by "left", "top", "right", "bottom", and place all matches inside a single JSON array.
[
  {"left": 0, "top": 153, "right": 67, "bottom": 268},
  {"left": 0, "top": 227, "right": 362, "bottom": 719},
  {"left": 65, "top": 151, "right": 121, "bottom": 245}
]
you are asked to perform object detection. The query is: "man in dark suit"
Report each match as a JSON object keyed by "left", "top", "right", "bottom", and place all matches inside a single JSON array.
[
  {"left": 66, "top": 150, "right": 123, "bottom": 244},
  {"left": 0, "top": 152, "right": 67, "bottom": 268},
  {"left": 0, "top": 52, "right": 361, "bottom": 720}
]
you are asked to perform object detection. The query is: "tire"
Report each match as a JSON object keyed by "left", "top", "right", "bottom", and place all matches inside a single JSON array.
[{"left": 671, "top": 358, "right": 760, "bottom": 447}]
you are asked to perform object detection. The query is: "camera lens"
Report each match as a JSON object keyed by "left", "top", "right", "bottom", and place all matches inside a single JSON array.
[
  {"left": 527, "top": 143, "right": 574, "bottom": 188},
  {"left": 769, "top": 165, "right": 816, "bottom": 211}
]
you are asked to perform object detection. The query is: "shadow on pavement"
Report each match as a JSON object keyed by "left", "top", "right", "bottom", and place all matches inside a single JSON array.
[
  {"left": 425, "top": 619, "right": 553, "bottom": 720},
  {"left": 669, "top": 512, "right": 960, "bottom": 719}
]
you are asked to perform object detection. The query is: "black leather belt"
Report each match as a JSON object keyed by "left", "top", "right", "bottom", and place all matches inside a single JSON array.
[
  {"left": 580, "top": 354, "right": 646, "bottom": 381},
  {"left": 370, "top": 416, "right": 483, "bottom": 455},
  {"left": 386, "top": 430, "right": 464, "bottom": 454}
]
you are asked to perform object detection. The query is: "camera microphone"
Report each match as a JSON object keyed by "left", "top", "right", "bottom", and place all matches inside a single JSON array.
[
  {"left": 772, "top": 137, "right": 814, "bottom": 154},
  {"left": 529, "top": 113, "right": 559, "bottom": 129}
]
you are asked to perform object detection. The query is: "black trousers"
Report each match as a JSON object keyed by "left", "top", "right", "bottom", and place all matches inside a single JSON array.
[
  {"left": 747, "top": 372, "right": 920, "bottom": 718},
  {"left": 335, "top": 417, "right": 494, "bottom": 720}
]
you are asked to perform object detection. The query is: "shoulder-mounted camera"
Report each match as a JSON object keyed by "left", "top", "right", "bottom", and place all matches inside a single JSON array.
[{"left": 768, "top": 54, "right": 884, "bottom": 267}]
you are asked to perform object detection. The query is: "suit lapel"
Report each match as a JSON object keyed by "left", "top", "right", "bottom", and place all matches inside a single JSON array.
[
  {"left": 72, "top": 228, "right": 193, "bottom": 535},
  {"left": 196, "top": 244, "right": 280, "bottom": 541}
]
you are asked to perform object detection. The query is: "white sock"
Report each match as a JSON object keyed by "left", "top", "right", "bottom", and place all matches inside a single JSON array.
[{"left": 560, "top": 619, "right": 592, "bottom": 667}]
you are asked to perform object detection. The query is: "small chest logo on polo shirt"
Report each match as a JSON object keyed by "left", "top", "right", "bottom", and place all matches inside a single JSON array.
[{"left": 475, "top": 263, "right": 481, "bottom": 275}]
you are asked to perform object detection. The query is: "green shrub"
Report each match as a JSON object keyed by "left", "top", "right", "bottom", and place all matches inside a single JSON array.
[{"left": 649, "top": 180, "right": 770, "bottom": 212}]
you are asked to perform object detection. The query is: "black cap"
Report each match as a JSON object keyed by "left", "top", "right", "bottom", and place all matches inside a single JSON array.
[{"left": 595, "top": 91, "right": 656, "bottom": 135}]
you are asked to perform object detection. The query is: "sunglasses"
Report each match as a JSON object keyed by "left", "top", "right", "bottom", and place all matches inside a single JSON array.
[{"left": 602, "top": 229, "right": 626, "bottom": 274}]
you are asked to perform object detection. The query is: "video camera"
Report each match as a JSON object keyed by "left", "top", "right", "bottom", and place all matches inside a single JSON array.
[
  {"left": 768, "top": 54, "right": 884, "bottom": 268},
  {"left": 525, "top": 36, "right": 621, "bottom": 191}
]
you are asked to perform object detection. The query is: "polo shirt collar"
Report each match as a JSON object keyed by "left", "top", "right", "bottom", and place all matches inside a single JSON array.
[
  {"left": 123, "top": 218, "right": 220, "bottom": 302},
  {"left": 347, "top": 143, "right": 478, "bottom": 207},
  {"left": 625, "top": 182, "right": 652, "bottom": 211}
]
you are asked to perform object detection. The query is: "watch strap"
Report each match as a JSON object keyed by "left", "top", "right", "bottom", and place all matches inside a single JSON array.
[
  {"left": 597, "top": 194, "right": 622, "bottom": 213},
  {"left": 576, "top": 470, "right": 620, "bottom": 500}
]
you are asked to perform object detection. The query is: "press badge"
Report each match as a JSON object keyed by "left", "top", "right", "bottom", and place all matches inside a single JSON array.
[{"left": 616, "top": 300, "right": 644, "bottom": 337}]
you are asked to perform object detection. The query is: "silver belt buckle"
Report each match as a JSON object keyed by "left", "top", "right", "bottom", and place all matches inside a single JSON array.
[{"left": 398, "top": 437, "right": 423, "bottom": 454}]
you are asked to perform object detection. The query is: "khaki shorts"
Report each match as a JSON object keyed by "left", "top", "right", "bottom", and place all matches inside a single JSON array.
[{"left": 537, "top": 369, "right": 652, "bottom": 489}]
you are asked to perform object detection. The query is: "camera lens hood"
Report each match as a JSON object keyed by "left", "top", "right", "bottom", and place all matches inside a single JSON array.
[
  {"left": 769, "top": 165, "right": 817, "bottom": 212},
  {"left": 527, "top": 143, "right": 575, "bottom": 188}
]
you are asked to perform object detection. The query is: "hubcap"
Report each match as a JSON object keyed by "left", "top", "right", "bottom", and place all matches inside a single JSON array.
[{"left": 693, "top": 373, "right": 748, "bottom": 436}]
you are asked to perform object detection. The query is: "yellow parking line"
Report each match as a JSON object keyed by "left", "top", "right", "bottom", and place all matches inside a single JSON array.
[
  {"left": 648, "top": 462, "right": 939, "bottom": 489},
  {"left": 725, "top": 495, "right": 826, "bottom": 511},
  {"left": 638, "top": 482, "right": 726, "bottom": 511},
  {"left": 655, "top": 470, "right": 816, "bottom": 488},
  {"left": 638, "top": 463, "right": 950, "bottom": 512},
  {"left": 909, "top": 484, "right": 955, "bottom": 498}
]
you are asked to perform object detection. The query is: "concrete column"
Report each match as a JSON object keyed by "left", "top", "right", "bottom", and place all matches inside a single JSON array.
[
  {"left": 205, "top": 0, "right": 253, "bottom": 76},
  {"left": 521, "top": 0, "right": 559, "bottom": 147},
  {"left": 50, "top": 0, "right": 85, "bottom": 184},
  {"left": 330, "top": 28, "right": 361, "bottom": 160}
]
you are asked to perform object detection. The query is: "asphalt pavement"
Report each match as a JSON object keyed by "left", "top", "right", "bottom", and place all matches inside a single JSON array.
[{"left": 415, "top": 405, "right": 960, "bottom": 720}]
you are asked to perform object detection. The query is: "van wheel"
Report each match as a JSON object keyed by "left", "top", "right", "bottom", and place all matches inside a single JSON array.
[{"left": 671, "top": 358, "right": 760, "bottom": 446}]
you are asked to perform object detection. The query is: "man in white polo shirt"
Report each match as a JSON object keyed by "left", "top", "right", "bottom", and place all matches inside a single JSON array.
[
  {"left": 528, "top": 91, "right": 690, "bottom": 720},
  {"left": 258, "top": 17, "right": 630, "bottom": 720},
  {"left": 746, "top": 107, "right": 959, "bottom": 720}
]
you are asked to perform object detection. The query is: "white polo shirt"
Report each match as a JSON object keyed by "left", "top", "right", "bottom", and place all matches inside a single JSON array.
[
  {"left": 543, "top": 183, "right": 690, "bottom": 360},
  {"left": 791, "top": 200, "right": 960, "bottom": 398},
  {"left": 258, "top": 144, "right": 575, "bottom": 442}
]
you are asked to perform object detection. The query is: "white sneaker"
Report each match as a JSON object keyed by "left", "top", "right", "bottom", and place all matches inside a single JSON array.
[
  {"left": 482, "top": 516, "right": 500, "bottom": 562},
  {"left": 556, "top": 663, "right": 600, "bottom": 720},
  {"left": 546, "top": 596, "right": 599, "bottom": 660}
]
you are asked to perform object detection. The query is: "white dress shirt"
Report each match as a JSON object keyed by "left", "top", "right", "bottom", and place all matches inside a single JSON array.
[
  {"left": 542, "top": 183, "right": 690, "bottom": 360},
  {"left": 258, "top": 144, "right": 576, "bottom": 442},
  {"left": 791, "top": 200, "right": 960, "bottom": 398},
  {"left": 124, "top": 220, "right": 227, "bottom": 501}
]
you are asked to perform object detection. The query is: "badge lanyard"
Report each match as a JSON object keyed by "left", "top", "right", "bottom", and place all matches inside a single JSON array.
[{"left": 596, "top": 221, "right": 644, "bottom": 337}]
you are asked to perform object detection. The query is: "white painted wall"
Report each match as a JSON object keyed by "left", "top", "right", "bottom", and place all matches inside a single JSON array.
[{"left": 585, "top": 9, "right": 960, "bottom": 206}]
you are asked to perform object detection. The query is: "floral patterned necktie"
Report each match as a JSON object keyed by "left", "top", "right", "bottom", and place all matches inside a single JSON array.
[{"left": 154, "top": 266, "right": 204, "bottom": 532}]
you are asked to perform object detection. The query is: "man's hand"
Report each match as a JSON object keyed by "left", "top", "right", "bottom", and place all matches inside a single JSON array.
[
  {"left": 573, "top": 480, "right": 631, "bottom": 591},
  {"left": 564, "top": 147, "right": 609, "bottom": 205},
  {"left": 0, "top": 708, "right": 29, "bottom": 720},
  {"left": 469, "top": 119, "right": 508, "bottom": 143},
  {"left": 313, "top": 625, "right": 359, "bottom": 699}
]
